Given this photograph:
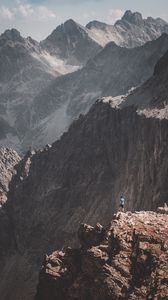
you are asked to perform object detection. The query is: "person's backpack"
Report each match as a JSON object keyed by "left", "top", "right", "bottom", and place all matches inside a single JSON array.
[{"left": 120, "top": 197, "right": 125, "bottom": 205}]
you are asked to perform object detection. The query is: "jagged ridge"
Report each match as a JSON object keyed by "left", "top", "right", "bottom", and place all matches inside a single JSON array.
[{"left": 36, "top": 211, "right": 168, "bottom": 299}]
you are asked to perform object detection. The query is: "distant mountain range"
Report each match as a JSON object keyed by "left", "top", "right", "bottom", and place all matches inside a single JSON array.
[
  {"left": 1, "top": 10, "right": 168, "bottom": 151},
  {"left": 87, "top": 10, "right": 168, "bottom": 47},
  {"left": 26, "top": 33, "right": 168, "bottom": 149}
]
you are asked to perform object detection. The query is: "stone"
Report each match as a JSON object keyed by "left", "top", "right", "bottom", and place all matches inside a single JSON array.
[{"left": 35, "top": 211, "right": 168, "bottom": 300}]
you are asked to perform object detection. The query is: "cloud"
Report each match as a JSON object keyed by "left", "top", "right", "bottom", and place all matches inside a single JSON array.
[
  {"left": 0, "top": 6, "right": 14, "bottom": 19},
  {"left": 107, "top": 9, "right": 124, "bottom": 24},
  {"left": 83, "top": 11, "right": 96, "bottom": 19},
  {"left": 0, "top": 3, "right": 57, "bottom": 21}
]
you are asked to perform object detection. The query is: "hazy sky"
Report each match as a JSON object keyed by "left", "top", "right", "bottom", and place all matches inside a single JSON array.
[{"left": 0, "top": 0, "right": 168, "bottom": 40}]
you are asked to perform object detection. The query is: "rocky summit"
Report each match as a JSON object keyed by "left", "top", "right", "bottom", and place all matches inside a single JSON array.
[{"left": 36, "top": 211, "right": 168, "bottom": 300}]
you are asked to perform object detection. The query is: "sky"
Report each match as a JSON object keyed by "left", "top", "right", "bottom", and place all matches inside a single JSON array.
[{"left": 0, "top": 0, "right": 168, "bottom": 40}]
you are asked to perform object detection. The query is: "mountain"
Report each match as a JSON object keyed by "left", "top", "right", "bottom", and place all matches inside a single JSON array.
[
  {"left": 1, "top": 12, "right": 168, "bottom": 151},
  {"left": 0, "top": 147, "right": 20, "bottom": 205},
  {"left": 0, "top": 98, "right": 168, "bottom": 299},
  {"left": 0, "top": 28, "right": 80, "bottom": 152},
  {"left": 28, "top": 33, "right": 168, "bottom": 148},
  {"left": 36, "top": 211, "right": 168, "bottom": 300},
  {"left": 41, "top": 19, "right": 102, "bottom": 66},
  {"left": 122, "top": 47, "right": 168, "bottom": 118},
  {"left": 86, "top": 10, "right": 168, "bottom": 47}
]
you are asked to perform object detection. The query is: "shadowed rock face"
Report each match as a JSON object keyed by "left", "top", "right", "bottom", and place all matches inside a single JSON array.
[
  {"left": 35, "top": 211, "right": 168, "bottom": 300},
  {"left": 0, "top": 101, "right": 167, "bottom": 299},
  {"left": 8, "top": 102, "right": 168, "bottom": 253},
  {"left": 0, "top": 147, "right": 20, "bottom": 205},
  {"left": 0, "top": 29, "right": 57, "bottom": 151},
  {"left": 0, "top": 102, "right": 168, "bottom": 300},
  {"left": 122, "top": 47, "right": 168, "bottom": 111}
]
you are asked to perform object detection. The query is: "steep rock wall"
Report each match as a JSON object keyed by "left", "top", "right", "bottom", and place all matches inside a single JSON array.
[{"left": 0, "top": 102, "right": 168, "bottom": 299}]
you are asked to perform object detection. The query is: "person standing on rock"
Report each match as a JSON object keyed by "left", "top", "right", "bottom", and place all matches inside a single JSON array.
[{"left": 119, "top": 195, "right": 125, "bottom": 212}]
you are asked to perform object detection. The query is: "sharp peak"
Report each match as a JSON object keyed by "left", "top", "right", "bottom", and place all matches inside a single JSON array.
[
  {"left": 64, "top": 19, "right": 82, "bottom": 27},
  {"left": 65, "top": 18, "right": 77, "bottom": 24},
  {"left": 44, "top": 19, "right": 83, "bottom": 40},
  {"left": 119, "top": 10, "right": 143, "bottom": 24},
  {"left": 122, "top": 10, "right": 143, "bottom": 19},
  {"left": 0, "top": 28, "right": 24, "bottom": 41},
  {"left": 55, "top": 18, "right": 84, "bottom": 31},
  {"left": 1, "top": 28, "right": 21, "bottom": 36}
]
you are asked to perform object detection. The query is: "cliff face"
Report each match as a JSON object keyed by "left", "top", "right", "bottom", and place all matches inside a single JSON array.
[
  {"left": 36, "top": 211, "right": 168, "bottom": 300},
  {"left": 0, "top": 147, "right": 20, "bottom": 205},
  {"left": 123, "top": 47, "right": 168, "bottom": 112},
  {"left": 0, "top": 101, "right": 168, "bottom": 299}
]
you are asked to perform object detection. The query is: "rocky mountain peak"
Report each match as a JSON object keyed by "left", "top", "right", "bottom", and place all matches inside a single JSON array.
[
  {"left": 0, "top": 28, "right": 24, "bottom": 44},
  {"left": 41, "top": 18, "right": 102, "bottom": 66},
  {"left": 36, "top": 210, "right": 168, "bottom": 300},
  {"left": 45, "top": 19, "right": 84, "bottom": 42},
  {"left": 121, "top": 10, "right": 143, "bottom": 25},
  {"left": 64, "top": 18, "right": 79, "bottom": 29}
]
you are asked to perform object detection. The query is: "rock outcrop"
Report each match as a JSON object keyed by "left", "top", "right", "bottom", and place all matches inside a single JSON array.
[
  {"left": 0, "top": 147, "right": 20, "bottom": 205},
  {"left": 36, "top": 211, "right": 168, "bottom": 300},
  {"left": 157, "top": 203, "right": 168, "bottom": 214}
]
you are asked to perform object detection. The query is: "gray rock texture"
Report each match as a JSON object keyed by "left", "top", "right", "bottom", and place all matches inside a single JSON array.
[
  {"left": 0, "top": 147, "right": 20, "bottom": 205},
  {"left": 87, "top": 10, "right": 168, "bottom": 47},
  {"left": 41, "top": 19, "right": 102, "bottom": 66}
]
